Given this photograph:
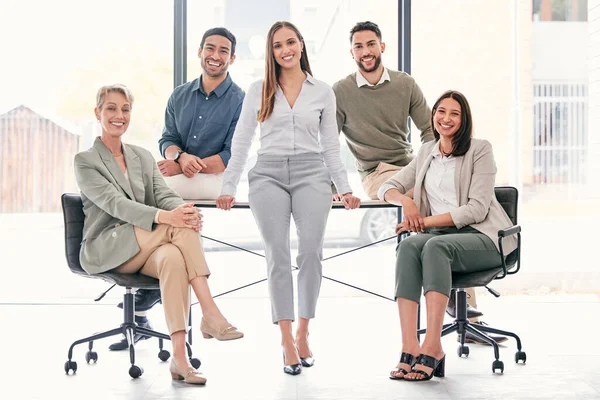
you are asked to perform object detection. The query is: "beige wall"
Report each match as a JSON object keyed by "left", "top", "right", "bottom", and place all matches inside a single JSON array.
[{"left": 411, "top": 0, "right": 533, "bottom": 186}]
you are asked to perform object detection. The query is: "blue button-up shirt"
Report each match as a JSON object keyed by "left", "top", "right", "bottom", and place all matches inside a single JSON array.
[{"left": 159, "top": 73, "right": 245, "bottom": 165}]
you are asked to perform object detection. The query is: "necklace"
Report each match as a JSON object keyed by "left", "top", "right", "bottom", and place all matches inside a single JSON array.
[{"left": 112, "top": 152, "right": 123, "bottom": 157}]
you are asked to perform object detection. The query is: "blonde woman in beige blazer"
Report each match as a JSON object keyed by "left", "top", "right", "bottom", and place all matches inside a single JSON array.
[
  {"left": 378, "top": 91, "right": 517, "bottom": 382},
  {"left": 74, "top": 84, "right": 243, "bottom": 385}
]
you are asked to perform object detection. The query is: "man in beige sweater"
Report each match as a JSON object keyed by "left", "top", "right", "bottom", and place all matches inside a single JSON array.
[{"left": 333, "top": 21, "right": 507, "bottom": 344}]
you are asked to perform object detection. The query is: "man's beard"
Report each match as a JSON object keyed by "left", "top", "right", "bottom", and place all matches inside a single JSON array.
[
  {"left": 202, "top": 59, "right": 228, "bottom": 78},
  {"left": 355, "top": 54, "right": 382, "bottom": 73}
]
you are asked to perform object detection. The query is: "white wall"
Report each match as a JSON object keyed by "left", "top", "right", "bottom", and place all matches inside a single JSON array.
[
  {"left": 589, "top": 1, "right": 600, "bottom": 186},
  {"left": 533, "top": 22, "right": 589, "bottom": 81}
]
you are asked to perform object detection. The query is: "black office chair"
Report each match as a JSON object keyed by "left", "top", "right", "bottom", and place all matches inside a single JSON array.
[
  {"left": 417, "top": 186, "right": 525, "bottom": 374},
  {"left": 61, "top": 193, "right": 200, "bottom": 378}
]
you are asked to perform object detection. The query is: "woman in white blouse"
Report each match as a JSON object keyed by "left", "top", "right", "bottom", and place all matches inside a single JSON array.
[
  {"left": 216, "top": 21, "right": 360, "bottom": 375},
  {"left": 380, "top": 91, "right": 517, "bottom": 382}
]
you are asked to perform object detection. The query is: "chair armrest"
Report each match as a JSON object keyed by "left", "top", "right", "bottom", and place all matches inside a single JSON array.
[
  {"left": 495, "top": 226, "right": 522, "bottom": 280},
  {"left": 498, "top": 224, "right": 521, "bottom": 238}
]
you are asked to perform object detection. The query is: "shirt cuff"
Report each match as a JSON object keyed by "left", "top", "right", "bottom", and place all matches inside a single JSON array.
[
  {"left": 154, "top": 210, "right": 161, "bottom": 224},
  {"left": 378, "top": 183, "right": 399, "bottom": 201}
]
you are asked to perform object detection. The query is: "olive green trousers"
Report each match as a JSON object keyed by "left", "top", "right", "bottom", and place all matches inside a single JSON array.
[{"left": 395, "top": 226, "right": 500, "bottom": 302}]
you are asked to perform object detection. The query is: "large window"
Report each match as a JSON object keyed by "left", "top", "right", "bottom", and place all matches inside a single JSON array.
[
  {"left": 186, "top": 0, "right": 400, "bottom": 298},
  {"left": 0, "top": 0, "right": 173, "bottom": 303},
  {"left": 412, "top": 0, "right": 596, "bottom": 293}
]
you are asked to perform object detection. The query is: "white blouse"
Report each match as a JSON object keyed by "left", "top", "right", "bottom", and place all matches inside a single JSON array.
[
  {"left": 424, "top": 143, "right": 458, "bottom": 216},
  {"left": 221, "top": 73, "right": 352, "bottom": 196}
]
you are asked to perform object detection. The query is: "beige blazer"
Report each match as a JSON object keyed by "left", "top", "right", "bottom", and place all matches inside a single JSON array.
[
  {"left": 380, "top": 138, "right": 517, "bottom": 256},
  {"left": 74, "top": 137, "right": 184, "bottom": 274}
]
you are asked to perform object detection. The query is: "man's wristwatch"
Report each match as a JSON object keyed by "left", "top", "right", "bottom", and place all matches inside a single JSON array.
[{"left": 173, "top": 150, "right": 184, "bottom": 163}]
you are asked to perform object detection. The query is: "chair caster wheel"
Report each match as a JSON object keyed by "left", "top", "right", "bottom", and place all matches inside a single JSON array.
[
  {"left": 515, "top": 351, "right": 526, "bottom": 364},
  {"left": 85, "top": 351, "right": 98, "bottom": 364},
  {"left": 457, "top": 345, "right": 469, "bottom": 358},
  {"left": 158, "top": 349, "right": 170, "bottom": 362},
  {"left": 64, "top": 360, "right": 77, "bottom": 374},
  {"left": 492, "top": 360, "right": 504, "bottom": 374},
  {"left": 129, "top": 365, "right": 144, "bottom": 379},
  {"left": 190, "top": 358, "right": 201, "bottom": 369}
]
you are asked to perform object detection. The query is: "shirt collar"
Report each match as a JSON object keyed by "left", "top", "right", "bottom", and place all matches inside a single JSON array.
[
  {"left": 304, "top": 72, "right": 316, "bottom": 85},
  {"left": 193, "top": 73, "right": 233, "bottom": 98},
  {"left": 431, "top": 141, "right": 454, "bottom": 159},
  {"left": 356, "top": 68, "right": 391, "bottom": 87}
]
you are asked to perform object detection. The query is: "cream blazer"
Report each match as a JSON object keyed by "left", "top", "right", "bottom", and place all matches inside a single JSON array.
[
  {"left": 379, "top": 138, "right": 517, "bottom": 256},
  {"left": 74, "top": 137, "right": 184, "bottom": 274}
]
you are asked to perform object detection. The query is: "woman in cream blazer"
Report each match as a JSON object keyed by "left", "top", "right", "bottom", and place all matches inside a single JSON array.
[
  {"left": 74, "top": 84, "right": 243, "bottom": 385},
  {"left": 379, "top": 90, "right": 517, "bottom": 382}
]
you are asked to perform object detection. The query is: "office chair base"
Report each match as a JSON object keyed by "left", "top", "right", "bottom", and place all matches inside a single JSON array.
[
  {"left": 64, "top": 290, "right": 201, "bottom": 377},
  {"left": 417, "top": 290, "right": 526, "bottom": 374}
]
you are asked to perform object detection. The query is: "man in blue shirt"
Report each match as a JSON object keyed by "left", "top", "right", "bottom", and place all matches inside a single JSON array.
[
  {"left": 158, "top": 27, "right": 245, "bottom": 199},
  {"left": 109, "top": 27, "right": 245, "bottom": 351}
]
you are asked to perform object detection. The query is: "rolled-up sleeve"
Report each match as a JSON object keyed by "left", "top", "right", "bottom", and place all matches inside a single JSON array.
[{"left": 159, "top": 94, "right": 183, "bottom": 157}]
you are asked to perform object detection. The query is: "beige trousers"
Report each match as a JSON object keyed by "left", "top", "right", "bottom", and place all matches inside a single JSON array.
[
  {"left": 362, "top": 162, "right": 403, "bottom": 200},
  {"left": 115, "top": 224, "right": 210, "bottom": 334}
]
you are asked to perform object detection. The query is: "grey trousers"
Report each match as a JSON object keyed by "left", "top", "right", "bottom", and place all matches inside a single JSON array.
[
  {"left": 395, "top": 226, "right": 501, "bottom": 302},
  {"left": 248, "top": 153, "right": 333, "bottom": 323}
]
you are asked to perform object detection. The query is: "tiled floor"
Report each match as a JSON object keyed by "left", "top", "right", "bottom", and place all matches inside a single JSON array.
[{"left": 3, "top": 291, "right": 600, "bottom": 399}]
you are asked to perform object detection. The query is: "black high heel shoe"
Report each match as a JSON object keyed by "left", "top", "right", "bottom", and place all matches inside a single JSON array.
[
  {"left": 405, "top": 354, "right": 446, "bottom": 382},
  {"left": 282, "top": 351, "right": 302, "bottom": 375},
  {"left": 389, "top": 352, "right": 416, "bottom": 380},
  {"left": 300, "top": 354, "right": 314, "bottom": 368}
]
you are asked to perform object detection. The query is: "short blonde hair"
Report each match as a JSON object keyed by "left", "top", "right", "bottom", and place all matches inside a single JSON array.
[{"left": 96, "top": 84, "right": 134, "bottom": 110}]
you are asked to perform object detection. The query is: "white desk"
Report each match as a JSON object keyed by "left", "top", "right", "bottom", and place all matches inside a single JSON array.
[{"left": 188, "top": 199, "right": 402, "bottom": 301}]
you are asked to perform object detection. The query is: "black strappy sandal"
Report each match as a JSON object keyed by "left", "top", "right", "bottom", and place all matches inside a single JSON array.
[
  {"left": 389, "top": 352, "right": 416, "bottom": 380},
  {"left": 405, "top": 354, "right": 446, "bottom": 382}
]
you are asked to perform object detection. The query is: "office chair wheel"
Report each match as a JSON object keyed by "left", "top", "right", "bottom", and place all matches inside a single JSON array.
[
  {"left": 158, "top": 349, "right": 170, "bottom": 362},
  {"left": 457, "top": 345, "right": 469, "bottom": 358},
  {"left": 492, "top": 360, "right": 504, "bottom": 374},
  {"left": 190, "top": 357, "right": 201, "bottom": 369},
  {"left": 64, "top": 360, "right": 77, "bottom": 375},
  {"left": 515, "top": 351, "right": 526, "bottom": 364},
  {"left": 128, "top": 365, "right": 144, "bottom": 379},
  {"left": 85, "top": 351, "right": 98, "bottom": 364}
]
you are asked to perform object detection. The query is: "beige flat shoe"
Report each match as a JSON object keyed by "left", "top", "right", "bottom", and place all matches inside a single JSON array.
[
  {"left": 200, "top": 317, "right": 244, "bottom": 341},
  {"left": 169, "top": 360, "right": 206, "bottom": 385}
]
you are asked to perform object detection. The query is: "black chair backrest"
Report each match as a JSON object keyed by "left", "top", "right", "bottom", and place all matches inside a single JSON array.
[
  {"left": 61, "top": 193, "right": 86, "bottom": 275},
  {"left": 494, "top": 186, "right": 518, "bottom": 225}
]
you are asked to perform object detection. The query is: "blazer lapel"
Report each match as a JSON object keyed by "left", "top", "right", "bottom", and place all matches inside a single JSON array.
[
  {"left": 123, "top": 145, "right": 145, "bottom": 203},
  {"left": 94, "top": 138, "right": 136, "bottom": 201},
  {"left": 454, "top": 154, "right": 465, "bottom": 204},
  {"left": 414, "top": 152, "right": 435, "bottom": 216}
]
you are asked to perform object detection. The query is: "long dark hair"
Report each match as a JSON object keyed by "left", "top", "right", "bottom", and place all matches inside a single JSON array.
[
  {"left": 431, "top": 90, "right": 473, "bottom": 157},
  {"left": 257, "top": 21, "right": 312, "bottom": 122}
]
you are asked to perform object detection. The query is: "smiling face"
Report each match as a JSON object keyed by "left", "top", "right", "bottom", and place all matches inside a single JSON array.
[
  {"left": 350, "top": 29, "right": 385, "bottom": 73},
  {"left": 271, "top": 26, "right": 303, "bottom": 70},
  {"left": 433, "top": 97, "right": 462, "bottom": 139},
  {"left": 199, "top": 34, "right": 235, "bottom": 78},
  {"left": 95, "top": 92, "right": 131, "bottom": 138}
]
